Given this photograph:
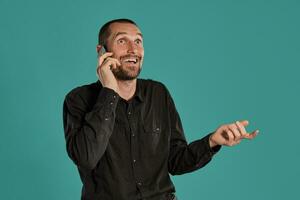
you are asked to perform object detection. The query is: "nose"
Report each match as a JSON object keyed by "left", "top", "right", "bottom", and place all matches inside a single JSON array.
[{"left": 127, "top": 41, "right": 137, "bottom": 54}]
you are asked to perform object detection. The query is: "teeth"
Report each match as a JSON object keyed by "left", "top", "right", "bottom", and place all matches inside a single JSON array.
[{"left": 124, "top": 58, "right": 137, "bottom": 63}]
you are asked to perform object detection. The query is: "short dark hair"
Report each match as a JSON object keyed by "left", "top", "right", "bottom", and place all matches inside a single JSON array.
[{"left": 98, "top": 18, "right": 138, "bottom": 50}]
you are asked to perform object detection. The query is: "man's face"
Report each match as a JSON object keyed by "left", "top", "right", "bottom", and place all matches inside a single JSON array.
[{"left": 105, "top": 22, "right": 144, "bottom": 80}]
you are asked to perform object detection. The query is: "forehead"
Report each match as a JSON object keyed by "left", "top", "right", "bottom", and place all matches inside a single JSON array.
[{"left": 108, "top": 22, "right": 142, "bottom": 39}]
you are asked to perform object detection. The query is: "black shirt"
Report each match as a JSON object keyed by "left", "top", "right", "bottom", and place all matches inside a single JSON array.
[{"left": 63, "top": 79, "right": 221, "bottom": 200}]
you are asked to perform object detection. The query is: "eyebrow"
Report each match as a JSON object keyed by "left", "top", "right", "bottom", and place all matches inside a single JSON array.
[{"left": 112, "top": 32, "right": 143, "bottom": 41}]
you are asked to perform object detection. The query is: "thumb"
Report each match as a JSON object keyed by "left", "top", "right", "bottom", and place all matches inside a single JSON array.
[{"left": 239, "top": 120, "right": 249, "bottom": 127}]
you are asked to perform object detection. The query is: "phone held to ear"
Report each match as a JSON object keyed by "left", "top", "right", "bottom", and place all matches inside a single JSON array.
[
  {"left": 98, "top": 46, "right": 106, "bottom": 57},
  {"left": 97, "top": 46, "right": 114, "bottom": 71}
]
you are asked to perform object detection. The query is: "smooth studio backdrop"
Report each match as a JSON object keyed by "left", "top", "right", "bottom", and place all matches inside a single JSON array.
[{"left": 1, "top": 0, "right": 299, "bottom": 199}]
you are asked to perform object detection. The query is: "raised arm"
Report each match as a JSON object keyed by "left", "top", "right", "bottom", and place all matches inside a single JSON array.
[{"left": 63, "top": 87, "right": 119, "bottom": 170}]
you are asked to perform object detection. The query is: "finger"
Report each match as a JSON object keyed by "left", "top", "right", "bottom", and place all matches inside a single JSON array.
[
  {"left": 243, "top": 129, "right": 259, "bottom": 140},
  {"left": 102, "top": 57, "right": 121, "bottom": 70},
  {"left": 235, "top": 121, "right": 248, "bottom": 138},
  {"left": 98, "top": 52, "right": 114, "bottom": 66},
  {"left": 225, "top": 128, "right": 235, "bottom": 145},
  {"left": 97, "top": 60, "right": 117, "bottom": 80},
  {"left": 232, "top": 139, "right": 241, "bottom": 146},
  {"left": 101, "top": 59, "right": 118, "bottom": 71},
  {"left": 109, "top": 61, "right": 117, "bottom": 71},
  {"left": 97, "top": 61, "right": 113, "bottom": 78},
  {"left": 106, "top": 57, "right": 121, "bottom": 66},
  {"left": 228, "top": 124, "right": 242, "bottom": 141},
  {"left": 239, "top": 120, "right": 249, "bottom": 127}
]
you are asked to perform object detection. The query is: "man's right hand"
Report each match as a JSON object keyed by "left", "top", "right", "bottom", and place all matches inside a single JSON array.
[{"left": 96, "top": 52, "right": 121, "bottom": 93}]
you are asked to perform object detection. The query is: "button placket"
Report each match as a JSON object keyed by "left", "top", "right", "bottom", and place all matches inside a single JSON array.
[{"left": 127, "top": 103, "right": 142, "bottom": 188}]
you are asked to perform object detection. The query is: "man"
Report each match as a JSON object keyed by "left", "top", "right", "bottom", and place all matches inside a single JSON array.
[{"left": 63, "top": 18, "right": 259, "bottom": 200}]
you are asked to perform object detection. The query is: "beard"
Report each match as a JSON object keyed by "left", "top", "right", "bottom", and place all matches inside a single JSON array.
[{"left": 112, "top": 64, "right": 142, "bottom": 80}]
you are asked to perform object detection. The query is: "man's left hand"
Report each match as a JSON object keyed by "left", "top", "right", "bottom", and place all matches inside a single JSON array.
[{"left": 209, "top": 120, "right": 259, "bottom": 147}]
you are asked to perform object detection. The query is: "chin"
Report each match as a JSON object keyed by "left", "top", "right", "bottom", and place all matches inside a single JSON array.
[{"left": 113, "top": 68, "right": 141, "bottom": 81}]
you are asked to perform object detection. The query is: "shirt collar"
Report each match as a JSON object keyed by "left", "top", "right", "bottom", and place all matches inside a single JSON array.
[
  {"left": 96, "top": 79, "right": 144, "bottom": 102},
  {"left": 135, "top": 78, "right": 144, "bottom": 102}
]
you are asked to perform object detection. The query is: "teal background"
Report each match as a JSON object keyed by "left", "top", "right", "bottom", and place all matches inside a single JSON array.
[{"left": 1, "top": 0, "right": 299, "bottom": 199}]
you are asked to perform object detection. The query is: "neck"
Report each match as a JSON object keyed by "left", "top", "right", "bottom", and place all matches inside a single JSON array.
[{"left": 117, "top": 79, "right": 137, "bottom": 101}]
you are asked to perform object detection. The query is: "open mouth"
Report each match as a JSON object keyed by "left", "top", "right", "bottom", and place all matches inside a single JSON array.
[{"left": 122, "top": 57, "right": 139, "bottom": 64}]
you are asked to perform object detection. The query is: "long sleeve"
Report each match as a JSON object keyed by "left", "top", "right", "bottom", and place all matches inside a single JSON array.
[
  {"left": 63, "top": 87, "right": 119, "bottom": 170},
  {"left": 166, "top": 89, "right": 221, "bottom": 175}
]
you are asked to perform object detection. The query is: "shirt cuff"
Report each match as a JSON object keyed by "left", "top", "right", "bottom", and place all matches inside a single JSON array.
[
  {"left": 93, "top": 87, "right": 120, "bottom": 112},
  {"left": 205, "top": 132, "right": 222, "bottom": 156}
]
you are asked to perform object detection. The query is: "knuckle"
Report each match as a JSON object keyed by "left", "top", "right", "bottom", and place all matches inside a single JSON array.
[
  {"left": 218, "top": 125, "right": 225, "bottom": 130},
  {"left": 232, "top": 124, "right": 238, "bottom": 129}
]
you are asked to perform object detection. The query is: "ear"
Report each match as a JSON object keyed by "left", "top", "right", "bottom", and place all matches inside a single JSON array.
[{"left": 96, "top": 45, "right": 102, "bottom": 53}]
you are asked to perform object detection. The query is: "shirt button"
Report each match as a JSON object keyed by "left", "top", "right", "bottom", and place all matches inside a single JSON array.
[
  {"left": 132, "top": 134, "right": 135, "bottom": 137},
  {"left": 113, "top": 95, "right": 116, "bottom": 99},
  {"left": 110, "top": 102, "right": 113, "bottom": 105},
  {"left": 133, "top": 159, "right": 136, "bottom": 163},
  {"left": 104, "top": 117, "right": 109, "bottom": 121},
  {"left": 128, "top": 111, "right": 131, "bottom": 115},
  {"left": 137, "top": 182, "right": 142, "bottom": 186}
]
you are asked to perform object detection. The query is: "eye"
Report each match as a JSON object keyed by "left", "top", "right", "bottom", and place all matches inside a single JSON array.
[
  {"left": 135, "top": 39, "right": 142, "bottom": 45},
  {"left": 117, "top": 39, "right": 125, "bottom": 44}
]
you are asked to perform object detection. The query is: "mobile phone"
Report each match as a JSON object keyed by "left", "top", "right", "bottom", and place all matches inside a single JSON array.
[
  {"left": 98, "top": 46, "right": 106, "bottom": 57},
  {"left": 97, "top": 46, "right": 114, "bottom": 71}
]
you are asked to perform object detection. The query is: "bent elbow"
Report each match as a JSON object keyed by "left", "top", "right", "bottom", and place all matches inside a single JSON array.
[{"left": 78, "top": 159, "right": 98, "bottom": 170}]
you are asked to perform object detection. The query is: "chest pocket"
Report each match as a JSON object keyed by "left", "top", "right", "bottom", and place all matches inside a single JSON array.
[
  {"left": 141, "top": 112, "right": 165, "bottom": 157},
  {"left": 141, "top": 120, "right": 162, "bottom": 156},
  {"left": 139, "top": 98, "right": 170, "bottom": 156}
]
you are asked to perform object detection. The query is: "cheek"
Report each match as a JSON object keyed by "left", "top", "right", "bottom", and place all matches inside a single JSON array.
[
  {"left": 111, "top": 44, "right": 126, "bottom": 53},
  {"left": 111, "top": 48, "right": 126, "bottom": 59},
  {"left": 140, "top": 56, "right": 144, "bottom": 66},
  {"left": 139, "top": 49, "right": 144, "bottom": 63},
  {"left": 139, "top": 47, "right": 144, "bottom": 56}
]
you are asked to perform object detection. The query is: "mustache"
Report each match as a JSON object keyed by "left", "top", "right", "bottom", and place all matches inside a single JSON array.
[{"left": 120, "top": 54, "right": 141, "bottom": 60}]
